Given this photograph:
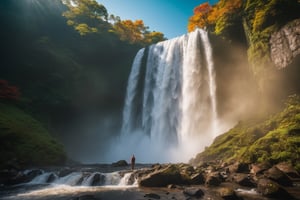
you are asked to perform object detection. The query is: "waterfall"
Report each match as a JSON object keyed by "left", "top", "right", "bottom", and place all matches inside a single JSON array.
[{"left": 120, "top": 29, "right": 219, "bottom": 162}]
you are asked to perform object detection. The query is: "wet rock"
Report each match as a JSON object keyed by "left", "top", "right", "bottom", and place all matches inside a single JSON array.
[
  {"left": 46, "top": 173, "right": 57, "bottom": 183},
  {"left": 276, "top": 162, "right": 300, "bottom": 179},
  {"left": 26, "top": 169, "right": 43, "bottom": 180},
  {"left": 205, "top": 172, "right": 222, "bottom": 186},
  {"left": 218, "top": 187, "right": 240, "bottom": 200},
  {"left": 219, "top": 167, "right": 230, "bottom": 180},
  {"left": 59, "top": 168, "right": 74, "bottom": 177},
  {"left": 183, "top": 187, "right": 204, "bottom": 198},
  {"left": 139, "top": 165, "right": 183, "bottom": 187},
  {"left": 250, "top": 162, "right": 271, "bottom": 176},
  {"left": 167, "top": 184, "right": 177, "bottom": 189},
  {"left": 112, "top": 160, "right": 128, "bottom": 167},
  {"left": 231, "top": 173, "right": 256, "bottom": 187},
  {"left": 144, "top": 193, "right": 161, "bottom": 199},
  {"left": 264, "top": 166, "right": 293, "bottom": 186},
  {"left": 257, "top": 178, "right": 293, "bottom": 198},
  {"left": 229, "top": 162, "right": 249, "bottom": 173},
  {"left": 190, "top": 173, "right": 205, "bottom": 184},
  {"left": 91, "top": 173, "right": 105, "bottom": 186}
]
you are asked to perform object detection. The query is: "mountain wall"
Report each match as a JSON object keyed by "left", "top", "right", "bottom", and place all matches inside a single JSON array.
[{"left": 270, "top": 19, "right": 300, "bottom": 69}]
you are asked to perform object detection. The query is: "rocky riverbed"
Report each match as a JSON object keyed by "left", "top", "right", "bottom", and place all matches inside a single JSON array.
[{"left": 0, "top": 161, "right": 299, "bottom": 200}]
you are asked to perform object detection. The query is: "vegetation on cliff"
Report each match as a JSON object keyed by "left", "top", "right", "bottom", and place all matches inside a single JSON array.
[
  {"left": 0, "top": 102, "right": 66, "bottom": 169},
  {"left": 62, "top": 0, "right": 165, "bottom": 45},
  {"left": 188, "top": 0, "right": 300, "bottom": 76},
  {"left": 191, "top": 95, "right": 300, "bottom": 170}
]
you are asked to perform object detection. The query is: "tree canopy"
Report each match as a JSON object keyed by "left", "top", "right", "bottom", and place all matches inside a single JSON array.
[
  {"left": 109, "top": 17, "right": 165, "bottom": 45},
  {"left": 63, "top": 0, "right": 165, "bottom": 45},
  {"left": 188, "top": 0, "right": 242, "bottom": 34}
]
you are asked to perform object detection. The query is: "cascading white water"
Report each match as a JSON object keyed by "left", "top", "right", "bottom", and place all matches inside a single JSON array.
[
  {"left": 119, "top": 29, "right": 220, "bottom": 162},
  {"left": 27, "top": 171, "right": 136, "bottom": 187},
  {"left": 28, "top": 172, "right": 55, "bottom": 185},
  {"left": 179, "top": 29, "right": 219, "bottom": 157}
]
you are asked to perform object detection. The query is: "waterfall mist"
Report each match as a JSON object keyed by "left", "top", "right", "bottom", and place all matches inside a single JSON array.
[
  {"left": 60, "top": 29, "right": 259, "bottom": 164},
  {"left": 105, "top": 29, "right": 233, "bottom": 163}
]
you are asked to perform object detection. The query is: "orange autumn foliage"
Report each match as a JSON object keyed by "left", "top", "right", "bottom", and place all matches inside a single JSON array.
[
  {"left": 188, "top": 0, "right": 242, "bottom": 33},
  {"left": 188, "top": 2, "right": 212, "bottom": 32},
  {"left": 111, "top": 18, "right": 165, "bottom": 45},
  {"left": 113, "top": 20, "right": 147, "bottom": 43},
  {"left": 0, "top": 80, "right": 21, "bottom": 101}
]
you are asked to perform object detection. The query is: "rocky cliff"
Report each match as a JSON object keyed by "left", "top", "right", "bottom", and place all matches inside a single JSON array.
[{"left": 270, "top": 19, "right": 300, "bottom": 69}]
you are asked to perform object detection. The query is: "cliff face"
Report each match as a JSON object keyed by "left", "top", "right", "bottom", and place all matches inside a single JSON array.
[{"left": 270, "top": 19, "right": 300, "bottom": 69}]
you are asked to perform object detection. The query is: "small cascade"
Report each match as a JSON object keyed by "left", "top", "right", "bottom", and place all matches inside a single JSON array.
[
  {"left": 82, "top": 172, "right": 105, "bottom": 186},
  {"left": 118, "top": 172, "right": 136, "bottom": 186},
  {"left": 25, "top": 170, "right": 136, "bottom": 187},
  {"left": 104, "top": 172, "right": 122, "bottom": 185},
  {"left": 54, "top": 172, "right": 83, "bottom": 186},
  {"left": 28, "top": 172, "right": 56, "bottom": 185}
]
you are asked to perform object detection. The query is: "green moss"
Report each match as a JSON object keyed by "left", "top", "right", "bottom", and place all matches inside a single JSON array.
[
  {"left": 192, "top": 95, "right": 300, "bottom": 169},
  {"left": 0, "top": 102, "right": 66, "bottom": 169}
]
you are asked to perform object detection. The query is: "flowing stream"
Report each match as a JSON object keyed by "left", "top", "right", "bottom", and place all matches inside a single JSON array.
[{"left": 0, "top": 167, "right": 138, "bottom": 200}]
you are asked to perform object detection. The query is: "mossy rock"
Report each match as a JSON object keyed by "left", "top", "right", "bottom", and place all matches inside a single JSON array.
[
  {"left": 138, "top": 164, "right": 185, "bottom": 187},
  {"left": 191, "top": 95, "right": 300, "bottom": 170},
  {"left": 0, "top": 102, "right": 66, "bottom": 169}
]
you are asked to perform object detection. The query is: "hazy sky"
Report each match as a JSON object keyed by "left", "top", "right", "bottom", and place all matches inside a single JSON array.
[{"left": 97, "top": 0, "right": 219, "bottom": 39}]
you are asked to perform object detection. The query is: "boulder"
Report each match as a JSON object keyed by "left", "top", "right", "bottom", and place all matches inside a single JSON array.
[
  {"left": 46, "top": 173, "right": 57, "bottom": 183},
  {"left": 112, "top": 160, "right": 128, "bottom": 167},
  {"left": 250, "top": 162, "right": 271, "bottom": 175},
  {"left": 228, "top": 162, "right": 249, "bottom": 174},
  {"left": 218, "top": 187, "right": 240, "bottom": 200},
  {"left": 205, "top": 172, "right": 222, "bottom": 186},
  {"left": 178, "top": 163, "right": 195, "bottom": 176},
  {"left": 276, "top": 162, "right": 300, "bottom": 179},
  {"left": 138, "top": 165, "right": 183, "bottom": 187},
  {"left": 190, "top": 173, "right": 205, "bottom": 184},
  {"left": 264, "top": 166, "right": 293, "bottom": 186},
  {"left": 257, "top": 178, "right": 293, "bottom": 198},
  {"left": 91, "top": 173, "right": 105, "bottom": 186},
  {"left": 231, "top": 173, "right": 256, "bottom": 187},
  {"left": 183, "top": 187, "right": 204, "bottom": 198},
  {"left": 25, "top": 169, "right": 43, "bottom": 180}
]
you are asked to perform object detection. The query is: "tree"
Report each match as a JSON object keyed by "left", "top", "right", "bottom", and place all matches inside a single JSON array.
[
  {"left": 63, "top": 0, "right": 110, "bottom": 35},
  {"left": 188, "top": 2, "right": 212, "bottom": 32},
  {"left": 110, "top": 18, "right": 165, "bottom": 45},
  {"left": 144, "top": 31, "right": 165, "bottom": 44},
  {"left": 188, "top": 0, "right": 243, "bottom": 34}
]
